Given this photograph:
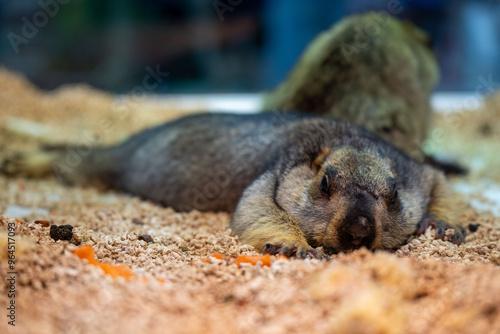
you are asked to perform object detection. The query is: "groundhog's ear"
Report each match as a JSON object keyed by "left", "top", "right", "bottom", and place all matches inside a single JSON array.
[
  {"left": 384, "top": 157, "right": 398, "bottom": 178},
  {"left": 312, "top": 147, "right": 331, "bottom": 173}
]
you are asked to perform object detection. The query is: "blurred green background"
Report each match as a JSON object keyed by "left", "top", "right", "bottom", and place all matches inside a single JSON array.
[{"left": 1, "top": 0, "right": 499, "bottom": 93}]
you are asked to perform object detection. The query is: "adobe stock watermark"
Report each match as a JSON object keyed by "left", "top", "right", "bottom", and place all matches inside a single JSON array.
[
  {"left": 51, "top": 65, "right": 170, "bottom": 182},
  {"left": 7, "top": 0, "right": 71, "bottom": 54},
  {"left": 6, "top": 219, "right": 17, "bottom": 327},
  {"left": 212, "top": 0, "right": 244, "bottom": 21},
  {"left": 423, "top": 74, "right": 500, "bottom": 153}
]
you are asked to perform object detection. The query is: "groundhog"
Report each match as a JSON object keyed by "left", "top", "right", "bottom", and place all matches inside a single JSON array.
[
  {"left": 262, "top": 13, "right": 438, "bottom": 161},
  {"left": 2, "top": 112, "right": 465, "bottom": 259}
]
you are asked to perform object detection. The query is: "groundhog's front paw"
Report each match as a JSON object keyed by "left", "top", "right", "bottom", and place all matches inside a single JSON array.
[
  {"left": 415, "top": 215, "right": 466, "bottom": 245},
  {"left": 262, "top": 241, "right": 330, "bottom": 260}
]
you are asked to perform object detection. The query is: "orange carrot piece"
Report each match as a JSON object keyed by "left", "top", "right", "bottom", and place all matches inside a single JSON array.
[
  {"left": 234, "top": 254, "right": 272, "bottom": 267},
  {"left": 191, "top": 254, "right": 227, "bottom": 264},
  {"left": 195, "top": 254, "right": 289, "bottom": 268},
  {"left": 211, "top": 254, "right": 231, "bottom": 260},
  {"left": 99, "top": 263, "right": 134, "bottom": 280},
  {"left": 72, "top": 245, "right": 167, "bottom": 282},
  {"left": 194, "top": 253, "right": 282, "bottom": 267},
  {"left": 71, "top": 245, "right": 100, "bottom": 265},
  {"left": 72, "top": 245, "right": 135, "bottom": 280}
]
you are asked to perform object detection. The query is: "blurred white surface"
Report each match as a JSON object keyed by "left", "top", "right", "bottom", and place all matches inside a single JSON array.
[
  {"left": 453, "top": 180, "right": 500, "bottom": 217},
  {"left": 156, "top": 94, "right": 262, "bottom": 113},
  {"left": 430, "top": 92, "right": 485, "bottom": 113},
  {"left": 154, "top": 92, "right": 484, "bottom": 114}
]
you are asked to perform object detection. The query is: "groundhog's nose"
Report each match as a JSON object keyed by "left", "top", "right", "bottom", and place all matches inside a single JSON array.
[{"left": 346, "top": 216, "right": 373, "bottom": 246}]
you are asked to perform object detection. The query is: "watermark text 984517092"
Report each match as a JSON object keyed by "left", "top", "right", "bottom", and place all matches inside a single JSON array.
[{"left": 6, "top": 220, "right": 17, "bottom": 327}]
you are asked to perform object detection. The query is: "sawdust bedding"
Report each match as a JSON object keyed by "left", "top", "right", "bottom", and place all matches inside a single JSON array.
[{"left": 1, "top": 68, "right": 500, "bottom": 334}]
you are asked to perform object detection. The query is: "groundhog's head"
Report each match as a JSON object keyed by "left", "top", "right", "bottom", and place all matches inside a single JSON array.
[{"left": 277, "top": 147, "right": 416, "bottom": 254}]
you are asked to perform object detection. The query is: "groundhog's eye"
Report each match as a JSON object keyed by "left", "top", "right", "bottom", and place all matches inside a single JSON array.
[
  {"left": 320, "top": 174, "right": 329, "bottom": 196},
  {"left": 390, "top": 187, "right": 398, "bottom": 205}
]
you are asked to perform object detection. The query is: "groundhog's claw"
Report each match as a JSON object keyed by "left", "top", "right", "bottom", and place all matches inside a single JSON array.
[
  {"left": 450, "top": 226, "right": 467, "bottom": 245},
  {"left": 415, "top": 216, "right": 466, "bottom": 245},
  {"left": 263, "top": 241, "right": 330, "bottom": 260}
]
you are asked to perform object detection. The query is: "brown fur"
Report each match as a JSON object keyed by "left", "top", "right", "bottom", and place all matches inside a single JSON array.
[
  {"left": 231, "top": 145, "right": 462, "bottom": 258},
  {"left": 262, "top": 13, "right": 438, "bottom": 161},
  {"left": 2, "top": 113, "right": 464, "bottom": 258}
]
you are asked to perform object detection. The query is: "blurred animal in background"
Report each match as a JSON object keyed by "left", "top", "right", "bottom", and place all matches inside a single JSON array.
[{"left": 263, "top": 13, "right": 438, "bottom": 164}]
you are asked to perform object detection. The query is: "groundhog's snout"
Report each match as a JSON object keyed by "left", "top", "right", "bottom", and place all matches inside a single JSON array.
[
  {"left": 345, "top": 216, "right": 372, "bottom": 244},
  {"left": 339, "top": 212, "right": 376, "bottom": 250}
]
